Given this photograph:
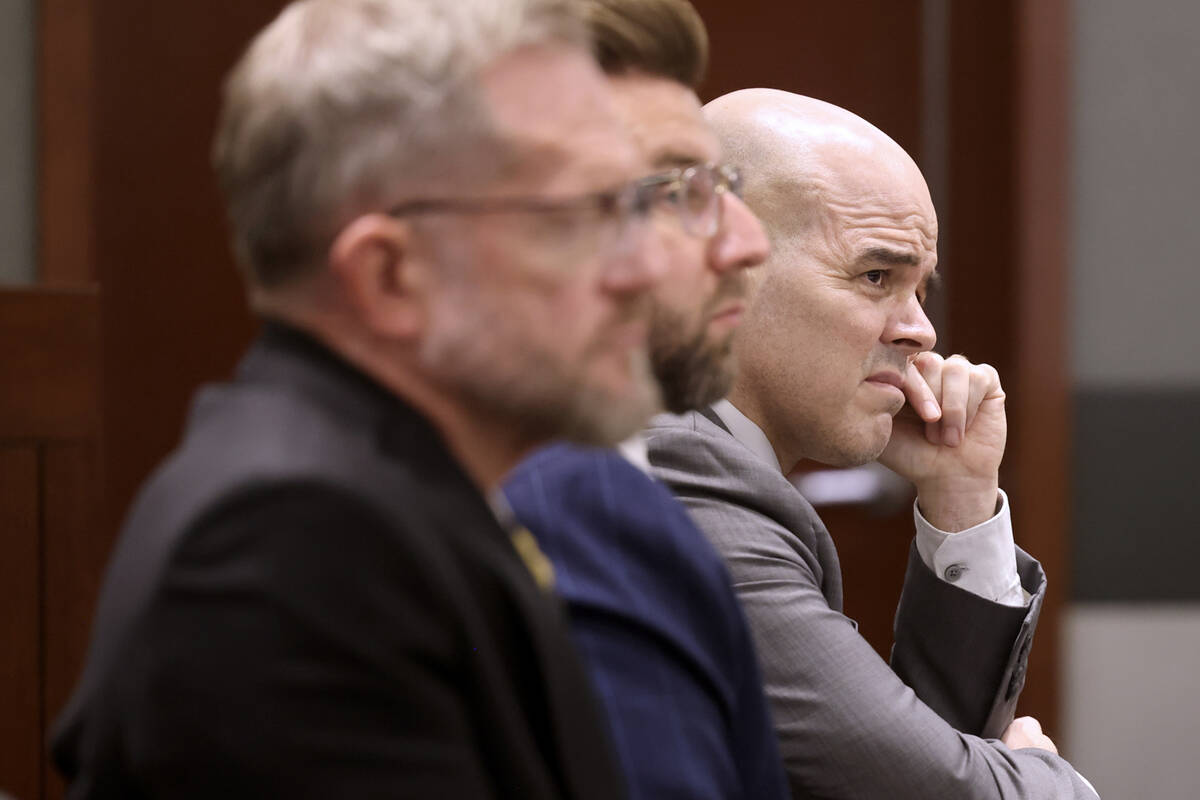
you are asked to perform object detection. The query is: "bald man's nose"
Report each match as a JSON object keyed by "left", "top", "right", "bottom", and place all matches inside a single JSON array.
[
  {"left": 709, "top": 194, "right": 770, "bottom": 274},
  {"left": 886, "top": 295, "right": 937, "bottom": 353}
]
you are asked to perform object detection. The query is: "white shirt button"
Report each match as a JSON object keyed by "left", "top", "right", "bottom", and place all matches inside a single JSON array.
[{"left": 944, "top": 563, "right": 967, "bottom": 582}]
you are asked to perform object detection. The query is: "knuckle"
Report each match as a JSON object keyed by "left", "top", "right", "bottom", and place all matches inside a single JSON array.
[
  {"left": 945, "top": 359, "right": 971, "bottom": 379},
  {"left": 913, "top": 351, "right": 942, "bottom": 369},
  {"left": 974, "top": 365, "right": 1002, "bottom": 394}
]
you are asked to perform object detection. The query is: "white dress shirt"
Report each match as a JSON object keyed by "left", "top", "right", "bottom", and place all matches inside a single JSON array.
[
  {"left": 710, "top": 399, "right": 1028, "bottom": 607},
  {"left": 617, "top": 433, "right": 653, "bottom": 475}
]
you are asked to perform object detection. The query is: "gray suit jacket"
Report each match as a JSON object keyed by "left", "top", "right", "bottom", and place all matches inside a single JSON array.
[{"left": 646, "top": 409, "right": 1097, "bottom": 799}]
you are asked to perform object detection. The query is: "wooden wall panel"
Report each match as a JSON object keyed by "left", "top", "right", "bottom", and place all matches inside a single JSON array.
[
  {"left": 1, "top": 290, "right": 101, "bottom": 799},
  {"left": 93, "top": 1, "right": 285, "bottom": 534},
  {"left": 1010, "top": 0, "right": 1071, "bottom": 739},
  {"left": 691, "top": 0, "right": 924, "bottom": 155},
  {"left": 0, "top": 447, "right": 43, "bottom": 800},
  {"left": 38, "top": 0, "right": 95, "bottom": 286},
  {"left": 41, "top": 442, "right": 103, "bottom": 800},
  {"left": 0, "top": 289, "right": 99, "bottom": 441}
]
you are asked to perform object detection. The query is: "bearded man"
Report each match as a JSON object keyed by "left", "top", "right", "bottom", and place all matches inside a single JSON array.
[{"left": 504, "top": 2, "right": 787, "bottom": 798}]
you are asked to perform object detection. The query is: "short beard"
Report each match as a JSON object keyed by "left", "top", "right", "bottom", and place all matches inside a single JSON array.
[
  {"left": 649, "top": 317, "right": 736, "bottom": 413},
  {"left": 648, "top": 274, "right": 747, "bottom": 413},
  {"left": 420, "top": 298, "right": 660, "bottom": 448}
]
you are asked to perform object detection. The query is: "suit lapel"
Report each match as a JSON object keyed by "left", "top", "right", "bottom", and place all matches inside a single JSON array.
[{"left": 698, "top": 404, "right": 731, "bottom": 433}]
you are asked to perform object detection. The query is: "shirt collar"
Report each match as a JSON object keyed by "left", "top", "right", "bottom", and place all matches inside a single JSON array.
[
  {"left": 617, "top": 432, "right": 652, "bottom": 475},
  {"left": 710, "top": 399, "right": 784, "bottom": 473}
]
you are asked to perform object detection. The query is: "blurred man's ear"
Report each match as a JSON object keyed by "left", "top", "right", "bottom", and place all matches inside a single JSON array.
[{"left": 328, "top": 214, "right": 428, "bottom": 340}]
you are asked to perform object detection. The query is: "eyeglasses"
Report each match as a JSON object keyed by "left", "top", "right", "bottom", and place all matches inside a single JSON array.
[
  {"left": 384, "top": 162, "right": 744, "bottom": 242},
  {"left": 639, "top": 162, "right": 744, "bottom": 239},
  {"left": 387, "top": 173, "right": 666, "bottom": 227},
  {"left": 385, "top": 173, "right": 677, "bottom": 258}
]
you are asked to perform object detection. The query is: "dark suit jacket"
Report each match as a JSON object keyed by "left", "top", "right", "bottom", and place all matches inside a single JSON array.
[
  {"left": 504, "top": 444, "right": 788, "bottom": 800},
  {"left": 51, "top": 323, "right": 624, "bottom": 800},
  {"left": 646, "top": 409, "right": 1097, "bottom": 799}
]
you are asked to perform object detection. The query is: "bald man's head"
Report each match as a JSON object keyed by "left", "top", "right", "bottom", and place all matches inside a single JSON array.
[
  {"left": 705, "top": 89, "right": 933, "bottom": 244},
  {"left": 706, "top": 89, "right": 939, "bottom": 470}
]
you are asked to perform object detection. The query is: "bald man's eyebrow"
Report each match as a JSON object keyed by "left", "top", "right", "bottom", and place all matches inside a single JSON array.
[{"left": 858, "top": 247, "right": 921, "bottom": 266}]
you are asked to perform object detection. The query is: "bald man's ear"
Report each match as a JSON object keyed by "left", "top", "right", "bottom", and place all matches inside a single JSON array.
[{"left": 328, "top": 214, "right": 428, "bottom": 340}]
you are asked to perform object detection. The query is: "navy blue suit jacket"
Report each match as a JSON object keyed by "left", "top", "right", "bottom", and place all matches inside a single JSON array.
[{"left": 504, "top": 443, "right": 787, "bottom": 800}]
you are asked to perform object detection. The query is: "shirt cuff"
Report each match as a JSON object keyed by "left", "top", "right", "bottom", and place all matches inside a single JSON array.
[{"left": 913, "top": 489, "right": 1029, "bottom": 607}]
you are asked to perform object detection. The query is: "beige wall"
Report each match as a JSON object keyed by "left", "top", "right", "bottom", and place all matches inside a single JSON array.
[{"left": 1065, "top": 606, "right": 1200, "bottom": 799}]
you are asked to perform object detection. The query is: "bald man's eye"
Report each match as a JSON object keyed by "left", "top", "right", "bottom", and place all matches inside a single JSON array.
[{"left": 863, "top": 269, "right": 887, "bottom": 286}]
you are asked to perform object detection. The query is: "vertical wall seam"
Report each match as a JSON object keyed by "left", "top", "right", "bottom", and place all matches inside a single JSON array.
[{"left": 35, "top": 442, "right": 47, "bottom": 800}]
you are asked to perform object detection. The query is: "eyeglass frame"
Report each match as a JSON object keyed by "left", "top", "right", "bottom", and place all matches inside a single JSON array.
[
  {"left": 384, "top": 162, "right": 744, "bottom": 241},
  {"left": 636, "top": 162, "right": 744, "bottom": 239}
]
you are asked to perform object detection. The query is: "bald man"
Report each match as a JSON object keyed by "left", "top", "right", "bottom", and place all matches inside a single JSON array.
[{"left": 645, "top": 90, "right": 1099, "bottom": 798}]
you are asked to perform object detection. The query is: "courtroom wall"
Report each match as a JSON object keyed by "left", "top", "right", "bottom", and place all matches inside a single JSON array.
[{"left": 1065, "top": 1, "right": 1200, "bottom": 797}]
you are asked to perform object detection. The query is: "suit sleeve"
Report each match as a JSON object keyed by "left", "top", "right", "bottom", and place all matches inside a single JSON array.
[
  {"left": 126, "top": 484, "right": 502, "bottom": 800},
  {"left": 892, "top": 541, "right": 1047, "bottom": 738},
  {"left": 647, "top": 421, "right": 1097, "bottom": 799}
]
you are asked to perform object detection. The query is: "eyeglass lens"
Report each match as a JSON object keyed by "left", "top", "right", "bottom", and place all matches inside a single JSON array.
[{"left": 680, "top": 165, "right": 722, "bottom": 238}]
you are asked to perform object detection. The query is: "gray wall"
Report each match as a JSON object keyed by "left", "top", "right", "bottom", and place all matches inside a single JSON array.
[
  {"left": 0, "top": 0, "right": 36, "bottom": 285},
  {"left": 1071, "top": 0, "right": 1200, "bottom": 390},
  {"left": 1066, "top": 0, "right": 1200, "bottom": 796},
  {"left": 1069, "top": 0, "right": 1200, "bottom": 597}
]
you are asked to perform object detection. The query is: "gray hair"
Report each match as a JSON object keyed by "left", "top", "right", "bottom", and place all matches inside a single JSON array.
[{"left": 212, "top": 0, "right": 584, "bottom": 288}]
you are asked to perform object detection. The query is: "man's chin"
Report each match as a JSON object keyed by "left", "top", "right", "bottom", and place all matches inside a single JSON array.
[
  {"left": 835, "top": 416, "right": 893, "bottom": 467},
  {"left": 562, "top": 357, "right": 662, "bottom": 445}
]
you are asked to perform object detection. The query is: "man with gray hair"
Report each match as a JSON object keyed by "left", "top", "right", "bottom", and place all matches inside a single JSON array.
[
  {"left": 647, "top": 89, "right": 1099, "bottom": 797},
  {"left": 51, "top": 0, "right": 675, "bottom": 796}
]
